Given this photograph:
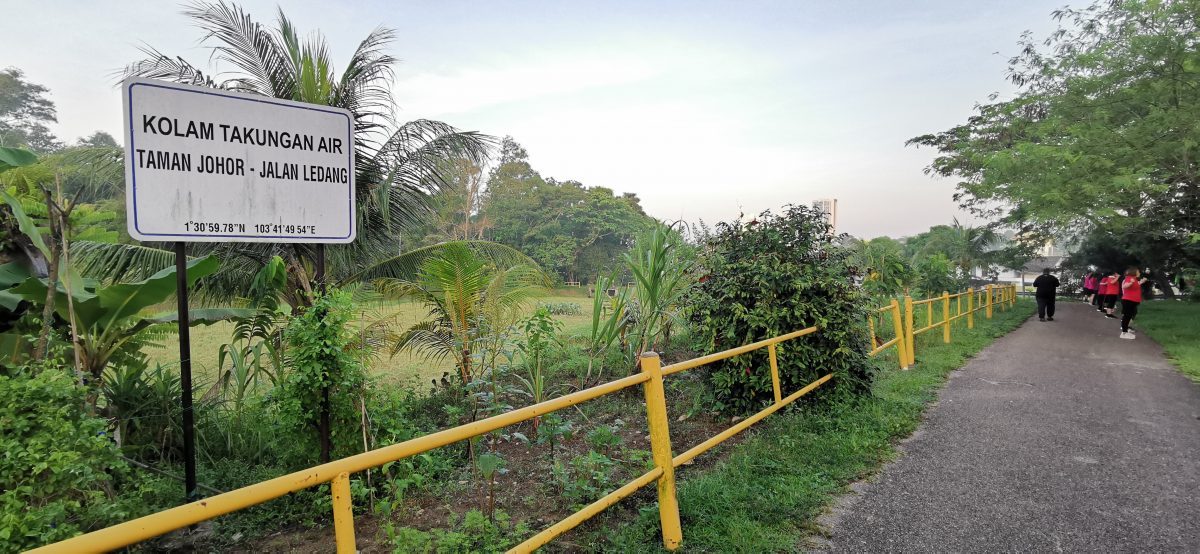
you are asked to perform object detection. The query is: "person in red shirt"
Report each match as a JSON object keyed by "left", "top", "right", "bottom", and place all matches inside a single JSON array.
[
  {"left": 1098, "top": 271, "right": 1120, "bottom": 317},
  {"left": 1119, "top": 267, "right": 1148, "bottom": 339}
]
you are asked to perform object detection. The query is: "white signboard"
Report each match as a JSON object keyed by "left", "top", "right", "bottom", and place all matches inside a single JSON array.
[{"left": 122, "top": 77, "right": 356, "bottom": 243}]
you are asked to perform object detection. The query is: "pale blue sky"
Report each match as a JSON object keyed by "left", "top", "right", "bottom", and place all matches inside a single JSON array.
[{"left": 4, "top": 0, "right": 1061, "bottom": 237}]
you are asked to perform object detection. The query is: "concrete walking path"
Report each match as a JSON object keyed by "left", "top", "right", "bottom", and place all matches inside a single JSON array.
[{"left": 821, "top": 301, "right": 1200, "bottom": 552}]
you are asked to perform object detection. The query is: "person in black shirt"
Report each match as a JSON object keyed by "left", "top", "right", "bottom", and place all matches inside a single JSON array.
[{"left": 1033, "top": 268, "right": 1060, "bottom": 321}]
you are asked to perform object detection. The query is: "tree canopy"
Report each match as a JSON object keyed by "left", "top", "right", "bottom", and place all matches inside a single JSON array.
[
  {"left": 908, "top": 0, "right": 1200, "bottom": 277},
  {"left": 481, "top": 137, "right": 657, "bottom": 282}
]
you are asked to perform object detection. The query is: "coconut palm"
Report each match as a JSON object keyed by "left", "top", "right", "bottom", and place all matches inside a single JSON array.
[
  {"left": 85, "top": 2, "right": 508, "bottom": 305},
  {"left": 378, "top": 243, "right": 547, "bottom": 386}
]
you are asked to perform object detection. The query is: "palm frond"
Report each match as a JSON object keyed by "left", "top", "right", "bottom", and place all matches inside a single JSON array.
[
  {"left": 119, "top": 45, "right": 221, "bottom": 87},
  {"left": 183, "top": 1, "right": 294, "bottom": 97},
  {"left": 71, "top": 241, "right": 175, "bottom": 283},
  {"left": 343, "top": 240, "right": 536, "bottom": 285}
]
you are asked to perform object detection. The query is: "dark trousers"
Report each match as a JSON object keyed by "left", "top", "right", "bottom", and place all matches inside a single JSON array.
[
  {"left": 1121, "top": 299, "right": 1139, "bottom": 332},
  {"left": 1037, "top": 295, "right": 1056, "bottom": 318}
]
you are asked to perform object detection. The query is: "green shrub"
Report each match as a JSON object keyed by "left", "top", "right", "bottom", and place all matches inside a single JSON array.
[
  {"left": 278, "top": 289, "right": 369, "bottom": 463},
  {"left": 0, "top": 367, "right": 129, "bottom": 550},
  {"left": 687, "top": 204, "right": 874, "bottom": 413}
]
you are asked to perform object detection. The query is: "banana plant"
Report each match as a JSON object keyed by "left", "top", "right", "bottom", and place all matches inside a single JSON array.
[{"left": 5, "top": 255, "right": 251, "bottom": 388}]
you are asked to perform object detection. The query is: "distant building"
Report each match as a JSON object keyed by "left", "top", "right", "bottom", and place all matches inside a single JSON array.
[{"left": 812, "top": 198, "right": 838, "bottom": 233}]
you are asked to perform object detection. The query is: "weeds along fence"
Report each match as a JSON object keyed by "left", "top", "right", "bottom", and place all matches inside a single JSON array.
[{"left": 32, "top": 284, "right": 1017, "bottom": 553}]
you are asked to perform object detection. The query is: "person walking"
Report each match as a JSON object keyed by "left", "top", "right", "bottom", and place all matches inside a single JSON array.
[
  {"left": 1033, "top": 268, "right": 1060, "bottom": 321},
  {"left": 1082, "top": 271, "right": 1098, "bottom": 303},
  {"left": 1119, "top": 267, "right": 1149, "bottom": 339},
  {"left": 1099, "top": 271, "right": 1120, "bottom": 317}
]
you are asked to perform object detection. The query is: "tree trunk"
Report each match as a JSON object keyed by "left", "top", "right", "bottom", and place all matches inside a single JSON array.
[
  {"left": 34, "top": 189, "right": 60, "bottom": 361},
  {"left": 1152, "top": 271, "right": 1175, "bottom": 299}
]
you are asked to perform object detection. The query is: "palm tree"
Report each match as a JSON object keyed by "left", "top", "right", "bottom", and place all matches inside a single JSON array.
[
  {"left": 379, "top": 244, "right": 547, "bottom": 386},
  {"left": 89, "top": 2, "right": 505, "bottom": 305},
  {"left": 946, "top": 218, "right": 1000, "bottom": 278}
]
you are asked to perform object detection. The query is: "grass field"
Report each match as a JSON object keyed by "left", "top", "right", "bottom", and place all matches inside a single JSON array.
[
  {"left": 143, "top": 289, "right": 596, "bottom": 389},
  {"left": 604, "top": 299, "right": 1032, "bottom": 551},
  {"left": 1133, "top": 300, "right": 1200, "bottom": 383}
]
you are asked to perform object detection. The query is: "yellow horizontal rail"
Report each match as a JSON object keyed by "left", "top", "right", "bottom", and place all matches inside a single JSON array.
[
  {"left": 662, "top": 326, "right": 818, "bottom": 376},
  {"left": 673, "top": 373, "right": 832, "bottom": 467},
  {"left": 869, "top": 336, "right": 901, "bottom": 356},
  {"left": 510, "top": 467, "right": 664, "bottom": 553}
]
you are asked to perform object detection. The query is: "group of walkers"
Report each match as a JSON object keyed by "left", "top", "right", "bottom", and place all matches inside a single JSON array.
[
  {"left": 1032, "top": 267, "right": 1149, "bottom": 339},
  {"left": 1081, "top": 269, "right": 1150, "bottom": 339}
]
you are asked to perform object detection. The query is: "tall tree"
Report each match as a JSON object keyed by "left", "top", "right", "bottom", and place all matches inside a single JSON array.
[
  {"left": 0, "top": 68, "right": 61, "bottom": 153},
  {"left": 908, "top": 0, "right": 1200, "bottom": 280},
  {"left": 482, "top": 137, "right": 655, "bottom": 282}
]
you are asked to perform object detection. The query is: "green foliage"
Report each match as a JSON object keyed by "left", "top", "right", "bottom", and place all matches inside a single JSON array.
[
  {"left": 559, "top": 450, "right": 618, "bottom": 507},
  {"left": 278, "top": 289, "right": 369, "bottom": 461},
  {"left": 624, "top": 223, "right": 694, "bottom": 362},
  {"left": 513, "top": 306, "right": 562, "bottom": 437},
  {"left": 0, "top": 367, "right": 128, "bottom": 550},
  {"left": 102, "top": 362, "right": 187, "bottom": 463},
  {"left": 382, "top": 243, "right": 546, "bottom": 385},
  {"left": 688, "top": 205, "right": 873, "bottom": 413},
  {"left": 215, "top": 256, "right": 287, "bottom": 405},
  {"left": 583, "top": 270, "right": 630, "bottom": 386},
  {"left": 384, "top": 509, "right": 529, "bottom": 554},
  {"left": 483, "top": 137, "right": 656, "bottom": 282},
  {"left": 913, "top": 253, "right": 964, "bottom": 298},
  {"left": 5, "top": 255, "right": 245, "bottom": 384},
  {"left": 0, "top": 69, "right": 60, "bottom": 153},
  {"left": 852, "top": 236, "right": 913, "bottom": 299},
  {"left": 585, "top": 424, "right": 622, "bottom": 455}
]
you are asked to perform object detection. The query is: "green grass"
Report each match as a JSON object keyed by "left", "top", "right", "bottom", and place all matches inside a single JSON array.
[
  {"left": 143, "top": 289, "right": 595, "bottom": 388},
  {"left": 604, "top": 299, "right": 1032, "bottom": 552},
  {"left": 1132, "top": 300, "right": 1200, "bottom": 383}
]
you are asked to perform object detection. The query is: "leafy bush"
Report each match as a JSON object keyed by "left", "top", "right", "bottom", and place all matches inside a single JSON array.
[
  {"left": 278, "top": 289, "right": 370, "bottom": 463},
  {"left": 687, "top": 205, "right": 873, "bottom": 413},
  {"left": 537, "top": 301, "right": 581, "bottom": 315},
  {"left": 0, "top": 367, "right": 129, "bottom": 550},
  {"left": 913, "top": 253, "right": 965, "bottom": 298}
]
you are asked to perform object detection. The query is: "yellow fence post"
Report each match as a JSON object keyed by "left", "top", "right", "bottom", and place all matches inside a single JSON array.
[
  {"left": 768, "top": 343, "right": 782, "bottom": 404},
  {"left": 331, "top": 472, "right": 355, "bottom": 553},
  {"left": 986, "top": 284, "right": 994, "bottom": 319},
  {"left": 967, "top": 287, "right": 974, "bottom": 329},
  {"left": 904, "top": 294, "right": 915, "bottom": 366},
  {"left": 942, "top": 291, "right": 951, "bottom": 343},
  {"left": 890, "top": 299, "right": 908, "bottom": 370},
  {"left": 640, "top": 353, "right": 682, "bottom": 551}
]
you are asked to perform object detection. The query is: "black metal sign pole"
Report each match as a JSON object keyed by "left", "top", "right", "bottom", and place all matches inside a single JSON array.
[{"left": 174, "top": 241, "right": 198, "bottom": 500}]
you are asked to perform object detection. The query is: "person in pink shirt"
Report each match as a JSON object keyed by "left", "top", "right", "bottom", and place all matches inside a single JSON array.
[
  {"left": 1082, "top": 271, "right": 1098, "bottom": 304},
  {"left": 1119, "top": 267, "right": 1149, "bottom": 339}
]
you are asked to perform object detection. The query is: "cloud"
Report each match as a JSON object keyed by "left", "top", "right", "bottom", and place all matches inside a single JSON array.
[{"left": 394, "top": 54, "right": 659, "bottom": 117}]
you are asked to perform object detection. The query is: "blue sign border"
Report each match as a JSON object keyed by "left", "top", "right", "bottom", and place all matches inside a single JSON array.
[{"left": 127, "top": 80, "right": 355, "bottom": 241}]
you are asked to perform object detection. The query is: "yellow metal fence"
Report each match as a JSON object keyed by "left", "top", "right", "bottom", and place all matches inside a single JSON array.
[{"left": 32, "top": 284, "right": 1016, "bottom": 553}]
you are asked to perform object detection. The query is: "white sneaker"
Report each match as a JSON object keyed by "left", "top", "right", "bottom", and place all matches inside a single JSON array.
[{"left": 1119, "top": 332, "right": 1135, "bottom": 340}]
